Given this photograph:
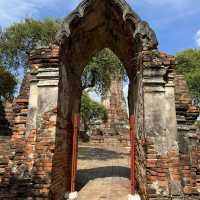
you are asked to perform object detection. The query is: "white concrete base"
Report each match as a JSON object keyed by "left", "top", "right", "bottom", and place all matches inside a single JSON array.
[
  {"left": 128, "top": 194, "right": 141, "bottom": 200},
  {"left": 64, "top": 191, "right": 78, "bottom": 200},
  {"left": 69, "top": 192, "right": 78, "bottom": 199}
]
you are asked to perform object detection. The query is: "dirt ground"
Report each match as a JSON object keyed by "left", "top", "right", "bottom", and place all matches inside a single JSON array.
[{"left": 77, "top": 140, "right": 131, "bottom": 200}]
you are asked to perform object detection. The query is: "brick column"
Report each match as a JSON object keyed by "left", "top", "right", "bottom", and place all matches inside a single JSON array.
[
  {"left": 164, "top": 63, "right": 184, "bottom": 199},
  {"left": 27, "top": 47, "right": 60, "bottom": 199},
  {"left": 142, "top": 50, "right": 183, "bottom": 200}
]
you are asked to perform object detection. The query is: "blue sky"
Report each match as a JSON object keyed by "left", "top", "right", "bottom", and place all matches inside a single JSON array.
[{"left": 0, "top": 0, "right": 200, "bottom": 55}]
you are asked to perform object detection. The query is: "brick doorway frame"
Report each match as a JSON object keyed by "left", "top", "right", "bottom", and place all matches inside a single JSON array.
[{"left": 25, "top": 0, "right": 179, "bottom": 199}]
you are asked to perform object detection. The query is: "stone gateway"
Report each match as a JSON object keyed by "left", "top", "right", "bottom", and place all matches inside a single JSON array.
[{"left": 0, "top": 0, "right": 199, "bottom": 200}]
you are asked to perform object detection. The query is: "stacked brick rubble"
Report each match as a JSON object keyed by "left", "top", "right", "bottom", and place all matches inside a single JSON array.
[
  {"left": 0, "top": 72, "right": 32, "bottom": 199},
  {"left": 0, "top": 101, "right": 14, "bottom": 135},
  {"left": 0, "top": 135, "right": 10, "bottom": 182},
  {"left": 0, "top": 101, "right": 13, "bottom": 185},
  {"left": 11, "top": 98, "right": 29, "bottom": 165},
  {"left": 10, "top": 72, "right": 31, "bottom": 169},
  {"left": 175, "top": 74, "right": 200, "bottom": 199}
]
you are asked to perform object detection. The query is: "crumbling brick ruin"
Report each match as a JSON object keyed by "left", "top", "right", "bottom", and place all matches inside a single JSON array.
[
  {"left": 0, "top": 101, "right": 13, "bottom": 183},
  {"left": 0, "top": 0, "right": 199, "bottom": 199},
  {"left": 101, "top": 78, "right": 129, "bottom": 133}
]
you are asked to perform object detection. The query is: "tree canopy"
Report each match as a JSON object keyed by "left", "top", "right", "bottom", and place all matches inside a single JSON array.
[
  {"left": 80, "top": 92, "right": 108, "bottom": 132},
  {"left": 176, "top": 49, "right": 200, "bottom": 108},
  {"left": 0, "top": 19, "right": 126, "bottom": 97},
  {"left": 82, "top": 48, "right": 126, "bottom": 96},
  {"left": 0, "top": 18, "right": 61, "bottom": 72}
]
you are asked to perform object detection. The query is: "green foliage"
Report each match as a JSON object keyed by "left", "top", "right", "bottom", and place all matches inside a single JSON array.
[
  {"left": 80, "top": 92, "right": 108, "bottom": 131},
  {"left": 176, "top": 49, "right": 200, "bottom": 107},
  {"left": 0, "top": 19, "right": 126, "bottom": 98},
  {"left": 176, "top": 49, "right": 200, "bottom": 73},
  {"left": 82, "top": 48, "right": 126, "bottom": 96},
  {"left": 0, "top": 67, "right": 17, "bottom": 101},
  {"left": 0, "top": 18, "right": 61, "bottom": 71}
]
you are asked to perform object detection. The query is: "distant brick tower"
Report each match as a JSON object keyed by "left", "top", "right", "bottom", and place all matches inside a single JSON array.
[{"left": 101, "top": 78, "right": 129, "bottom": 134}]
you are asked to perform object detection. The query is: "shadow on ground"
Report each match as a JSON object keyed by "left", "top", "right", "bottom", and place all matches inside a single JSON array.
[
  {"left": 78, "top": 146, "right": 129, "bottom": 161},
  {"left": 77, "top": 166, "right": 130, "bottom": 191}
]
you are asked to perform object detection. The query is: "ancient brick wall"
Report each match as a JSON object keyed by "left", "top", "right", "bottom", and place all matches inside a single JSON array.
[
  {"left": 0, "top": 59, "right": 34, "bottom": 199},
  {"left": 28, "top": 47, "right": 60, "bottom": 199},
  {"left": 2, "top": 0, "right": 200, "bottom": 199},
  {"left": 0, "top": 101, "right": 14, "bottom": 190},
  {"left": 0, "top": 46, "right": 60, "bottom": 199},
  {"left": 141, "top": 51, "right": 183, "bottom": 200},
  {"left": 175, "top": 74, "right": 200, "bottom": 199},
  {"left": 0, "top": 101, "right": 14, "bottom": 135},
  {"left": 8, "top": 69, "right": 31, "bottom": 169},
  {"left": 0, "top": 45, "right": 199, "bottom": 200},
  {"left": 7, "top": 99, "right": 31, "bottom": 199},
  {"left": 102, "top": 78, "right": 128, "bottom": 133}
]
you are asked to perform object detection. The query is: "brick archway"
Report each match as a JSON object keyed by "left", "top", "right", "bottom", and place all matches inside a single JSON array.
[
  {"left": 54, "top": 0, "right": 158, "bottom": 198},
  {"left": 39, "top": 0, "right": 178, "bottom": 199},
  {"left": 2, "top": 0, "right": 199, "bottom": 200},
  {"left": 28, "top": 0, "right": 178, "bottom": 199}
]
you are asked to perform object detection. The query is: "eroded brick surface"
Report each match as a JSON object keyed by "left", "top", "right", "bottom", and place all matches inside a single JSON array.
[
  {"left": 0, "top": 2, "right": 199, "bottom": 198},
  {"left": 175, "top": 75, "right": 200, "bottom": 198}
]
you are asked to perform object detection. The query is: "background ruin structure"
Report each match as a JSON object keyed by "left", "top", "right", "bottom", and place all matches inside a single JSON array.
[
  {"left": 101, "top": 78, "right": 129, "bottom": 134},
  {"left": 0, "top": 0, "right": 199, "bottom": 199}
]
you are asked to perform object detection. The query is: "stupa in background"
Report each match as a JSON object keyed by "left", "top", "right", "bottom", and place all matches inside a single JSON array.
[{"left": 101, "top": 78, "right": 129, "bottom": 135}]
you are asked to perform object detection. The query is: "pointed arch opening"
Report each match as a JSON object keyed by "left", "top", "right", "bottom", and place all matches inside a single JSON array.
[{"left": 50, "top": 0, "right": 158, "bottom": 199}]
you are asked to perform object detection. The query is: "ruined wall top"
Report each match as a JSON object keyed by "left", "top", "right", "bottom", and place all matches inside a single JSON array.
[{"left": 175, "top": 74, "right": 199, "bottom": 125}]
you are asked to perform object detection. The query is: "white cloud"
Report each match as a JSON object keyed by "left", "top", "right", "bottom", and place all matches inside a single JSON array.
[
  {"left": 0, "top": 1, "right": 37, "bottom": 27},
  {"left": 195, "top": 30, "right": 200, "bottom": 47},
  {"left": 0, "top": 0, "right": 81, "bottom": 27}
]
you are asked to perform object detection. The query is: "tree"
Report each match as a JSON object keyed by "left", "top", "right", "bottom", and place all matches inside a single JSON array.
[
  {"left": 0, "top": 66, "right": 17, "bottom": 101},
  {"left": 176, "top": 49, "right": 200, "bottom": 108},
  {"left": 82, "top": 48, "right": 126, "bottom": 96},
  {"left": 80, "top": 92, "right": 108, "bottom": 132},
  {"left": 0, "top": 18, "right": 61, "bottom": 71},
  {"left": 0, "top": 19, "right": 126, "bottom": 97}
]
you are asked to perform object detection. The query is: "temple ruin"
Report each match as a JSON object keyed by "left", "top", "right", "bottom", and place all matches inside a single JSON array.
[
  {"left": 0, "top": 0, "right": 200, "bottom": 199},
  {"left": 101, "top": 78, "right": 129, "bottom": 133}
]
